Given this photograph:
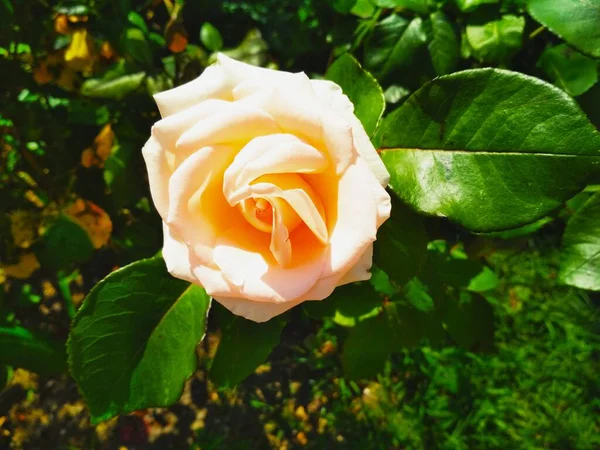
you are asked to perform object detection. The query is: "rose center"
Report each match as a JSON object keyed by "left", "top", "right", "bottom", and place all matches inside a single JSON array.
[{"left": 238, "top": 197, "right": 302, "bottom": 234}]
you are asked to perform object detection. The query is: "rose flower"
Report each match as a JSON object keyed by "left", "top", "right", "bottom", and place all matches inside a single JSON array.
[{"left": 143, "top": 55, "right": 391, "bottom": 322}]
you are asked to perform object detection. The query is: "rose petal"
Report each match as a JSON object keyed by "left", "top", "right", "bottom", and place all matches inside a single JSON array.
[
  {"left": 311, "top": 79, "right": 390, "bottom": 187},
  {"left": 153, "top": 64, "right": 233, "bottom": 117},
  {"left": 176, "top": 103, "right": 281, "bottom": 152},
  {"left": 313, "top": 158, "right": 389, "bottom": 279},
  {"left": 337, "top": 244, "right": 374, "bottom": 285},
  {"left": 214, "top": 295, "right": 303, "bottom": 323},
  {"left": 250, "top": 176, "right": 328, "bottom": 245},
  {"left": 222, "top": 134, "right": 329, "bottom": 204},
  {"left": 167, "top": 145, "right": 239, "bottom": 265},
  {"left": 213, "top": 225, "right": 327, "bottom": 303},
  {"left": 162, "top": 222, "right": 198, "bottom": 284},
  {"left": 238, "top": 84, "right": 357, "bottom": 175},
  {"left": 152, "top": 98, "right": 231, "bottom": 149},
  {"left": 142, "top": 135, "right": 171, "bottom": 220}
]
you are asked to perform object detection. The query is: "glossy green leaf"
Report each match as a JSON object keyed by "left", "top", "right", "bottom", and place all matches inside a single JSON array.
[
  {"left": 210, "top": 314, "right": 285, "bottom": 388},
  {"left": 122, "top": 28, "right": 153, "bottom": 66},
  {"left": 538, "top": 44, "right": 598, "bottom": 97},
  {"left": 364, "top": 14, "right": 429, "bottom": 80},
  {"left": 559, "top": 191, "right": 600, "bottom": 291},
  {"left": 200, "top": 22, "right": 224, "bottom": 52},
  {"left": 374, "top": 0, "right": 434, "bottom": 14},
  {"left": 326, "top": 53, "right": 385, "bottom": 136},
  {"left": 373, "top": 197, "right": 428, "bottom": 285},
  {"left": 303, "top": 283, "right": 383, "bottom": 327},
  {"left": 528, "top": 0, "right": 600, "bottom": 59},
  {"left": 0, "top": 326, "right": 66, "bottom": 375},
  {"left": 81, "top": 71, "right": 145, "bottom": 100},
  {"left": 427, "top": 11, "right": 459, "bottom": 76},
  {"left": 454, "top": 0, "right": 499, "bottom": 12},
  {"left": 68, "top": 257, "right": 211, "bottom": 423},
  {"left": 466, "top": 14, "right": 525, "bottom": 64},
  {"left": 37, "top": 214, "right": 94, "bottom": 271},
  {"left": 127, "top": 11, "right": 149, "bottom": 35},
  {"left": 378, "top": 68, "right": 600, "bottom": 232}
]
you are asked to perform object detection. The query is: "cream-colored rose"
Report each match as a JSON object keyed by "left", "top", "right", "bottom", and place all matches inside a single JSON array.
[{"left": 142, "top": 54, "right": 391, "bottom": 322}]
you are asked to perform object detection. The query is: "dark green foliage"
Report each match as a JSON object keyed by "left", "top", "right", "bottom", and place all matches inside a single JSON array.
[{"left": 68, "top": 257, "right": 211, "bottom": 423}]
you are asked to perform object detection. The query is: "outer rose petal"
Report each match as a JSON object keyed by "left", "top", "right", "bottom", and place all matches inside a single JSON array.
[
  {"left": 214, "top": 296, "right": 304, "bottom": 323},
  {"left": 153, "top": 64, "right": 233, "bottom": 117},
  {"left": 311, "top": 79, "right": 390, "bottom": 187},
  {"left": 162, "top": 223, "right": 198, "bottom": 284},
  {"left": 142, "top": 136, "right": 170, "bottom": 219}
]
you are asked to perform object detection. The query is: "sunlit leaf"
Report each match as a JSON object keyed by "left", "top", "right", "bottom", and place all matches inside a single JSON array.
[
  {"left": 538, "top": 44, "right": 598, "bottom": 97},
  {"left": 378, "top": 68, "right": 600, "bottom": 231},
  {"left": 210, "top": 307, "right": 285, "bottom": 388},
  {"left": 326, "top": 53, "right": 385, "bottom": 136},
  {"left": 528, "top": 0, "right": 600, "bottom": 58},
  {"left": 68, "top": 257, "right": 211, "bottom": 423},
  {"left": 559, "top": 191, "right": 600, "bottom": 291}
]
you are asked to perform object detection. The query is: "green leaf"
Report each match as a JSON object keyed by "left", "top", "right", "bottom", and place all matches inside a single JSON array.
[
  {"left": 375, "top": 0, "right": 434, "bottom": 14},
  {"left": 454, "top": 0, "right": 499, "bottom": 12},
  {"left": 0, "top": 326, "right": 66, "bottom": 375},
  {"left": 330, "top": 0, "right": 358, "bottom": 14},
  {"left": 121, "top": 28, "right": 153, "bottom": 67},
  {"left": 325, "top": 53, "right": 385, "bottom": 136},
  {"left": 127, "top": 11, "right": 149, "bottom": 35},
  {"left": 480, "top": 216, "right": 553, "bottom": 239},
  {"left": 559, "top": 191, "right": 600, "bottom": 291},
  {"left": 219, "top": 29, "right": 268, "bottom": 67},
  {"left": 443, "top": 292, "right": 494, "bottom": 350},
  {"left": 342, "top": 301, "right": 442, "bottom": 379},
  {"left": 373, "top": 197, "right": 428, "bottom": 285},
  {"left": 37, "top": 214, "right": 95, "bottom": 271},
  {"left": 342, "top": 311, "right": 392, "bottom": 379},
  {"left": 528, "top": 0, "right": 600, "bottom": 59},
  {"left": 465, "top": 14, "right": 525, "bottom": 64},
  {"left": 68, "top": 257, "right": 211, "bottom": 423},
  {"left": 303, "top": 283, "right": 383, "bottom": 327},
  {"left": 578, "top": 84, "right": 600, "bottom": 129},
  {"left": 427, "top": 11, "right": 459, "bottom": 76},
  {"left": 404, "top": 278, "right": 434, "bottom": 312},
  {"left": 421, "top": 241, "right": 498, "bottom": 292},
  {"left": 200, "top": 22, "right": 224, "bottom": 52},
  {"left": 364, "top": 14, "right": 429, "bottom": 80},
  {"left": 68, "top": 98, "right": 110, "bottom": 125},
  {"left": 351, "top": 0, "right": 377, "bottom": 18},
  {"left": 0, "top": 365, "right": 13, "bottom": 390},
  {"left": 81, "top": 72, "right": 146, "bottom": 100},
  {"left": 537, "top": 44, "right": 598, "bottom": 97},
  {"left": 378, "top": 68, "right": 600, "bottom": 232},
  {"left": 209, "top": 312, "right": 285, "bottom": 388}
]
